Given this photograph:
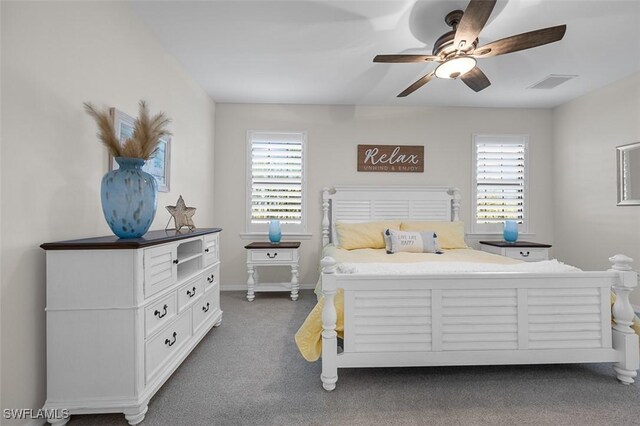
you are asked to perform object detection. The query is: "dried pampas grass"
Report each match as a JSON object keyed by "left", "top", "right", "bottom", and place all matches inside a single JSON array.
[{"left": 84, "top": 100, "right": 172, "bottom": 160}]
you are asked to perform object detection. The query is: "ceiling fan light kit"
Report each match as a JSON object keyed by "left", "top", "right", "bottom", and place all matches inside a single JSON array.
[
  {"left": 435, "top": 57, "right": 477, "bottom": 79},
  {"left": 373, "top": 0, "right": 567, "bottom": 97}
]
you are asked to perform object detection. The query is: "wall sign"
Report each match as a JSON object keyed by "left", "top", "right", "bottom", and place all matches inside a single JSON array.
[{"left": 357, "top": 144, "right": 424, "bottom": 172}]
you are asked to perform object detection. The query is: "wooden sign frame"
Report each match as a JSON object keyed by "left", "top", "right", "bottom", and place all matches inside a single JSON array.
[{"left": 357, "top": 144, "right": 424, "bottom": 173}]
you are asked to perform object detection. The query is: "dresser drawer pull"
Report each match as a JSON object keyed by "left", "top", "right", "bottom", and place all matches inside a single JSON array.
[
  {"left": 154, "top": 304, "right": 168, "bottom": 319},
  {"left": 165, "top": 332, "right": 177, "bottom": 347},
  {"left": 202, "top": 302, "right": 210, "bottom": 313},
  {"left": 267, "top": 252, "right": 278, "bottom": 259},
  {"left": 173, "top": 259, "right": 179, "bottom": 264},
  {"left": 520, "top": 251, "right": 530, "bottom": 257},
  {"left": 207, "top": 274, "right": 215, "bottom": 283},
  {"left": 187, "top": 287, "right": 196, "bottom": 297},
  {"left": 204, "top": 248, "right": 210, "bottom": 253}
]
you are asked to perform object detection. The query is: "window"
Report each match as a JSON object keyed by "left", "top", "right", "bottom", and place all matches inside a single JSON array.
[
  {"left": 471, "top": 134, "right": 529, "bottom": 234},
  {"left": 246, "top": 131, "right": 306, "bottom": 234}
]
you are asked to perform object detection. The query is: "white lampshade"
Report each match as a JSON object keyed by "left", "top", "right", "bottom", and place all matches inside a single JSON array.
[{"left": 435, "top": 57, "right": 477, "bottom": 79}]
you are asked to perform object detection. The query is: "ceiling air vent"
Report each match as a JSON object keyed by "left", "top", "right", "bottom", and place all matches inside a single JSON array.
[{"left": 527, "top": 74, "right": 577, "bottom": 89}]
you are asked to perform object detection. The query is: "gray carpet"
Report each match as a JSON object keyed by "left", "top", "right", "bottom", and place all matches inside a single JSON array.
[{"left": 72, "top": 290, "right": 640, "bottom": 426}]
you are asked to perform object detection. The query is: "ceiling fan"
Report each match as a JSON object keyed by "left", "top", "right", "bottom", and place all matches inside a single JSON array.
[{"left": 373, "top": 0, "right": 567, "bottom": 97}]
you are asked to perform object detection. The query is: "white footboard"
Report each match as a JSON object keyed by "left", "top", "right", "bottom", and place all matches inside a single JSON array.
[{"left": 320, "top": 255, "right": 639, "bottom": 391}]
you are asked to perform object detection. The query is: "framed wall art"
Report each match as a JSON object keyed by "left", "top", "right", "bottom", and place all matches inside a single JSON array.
[
  {"left": 109, "top": 108, "right": 171, "bottom": 192},
  {"left": 357, "top": 144, "right": 424, "bottom": 172}
]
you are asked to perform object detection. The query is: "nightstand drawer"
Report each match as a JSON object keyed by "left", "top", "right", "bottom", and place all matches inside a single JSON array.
[
  {"left": 504, "top": 247, "right": 548, "bottom": 261},
  {"left": 250, "top": 249, "right": 293, "bottom": 262}
]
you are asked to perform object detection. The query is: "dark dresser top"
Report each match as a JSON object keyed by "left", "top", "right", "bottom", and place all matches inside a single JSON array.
[
  {"left": 244, "top": 242, "right": 301, "bottom": 249},
  {"left": 41, "top": 228, "right": 222, "bottom": 250},
  {"left": 479, "top": 240, "right": 552, "bottom": 248}
]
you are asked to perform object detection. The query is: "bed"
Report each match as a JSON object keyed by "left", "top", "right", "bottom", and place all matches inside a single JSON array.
[{"left": 308, "top": 185, "right": 639, "bottom": 391}]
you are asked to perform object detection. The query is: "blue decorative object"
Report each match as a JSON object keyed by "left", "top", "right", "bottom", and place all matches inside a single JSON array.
[
  {"left": 268, "top": 220, "right": 282, "bottom": 244},
  {"left": 503, "top": 220, "right": 519, "bottom": 243},
  {"left": 101, "top": 157, "right": 158, "bottom": 238}
]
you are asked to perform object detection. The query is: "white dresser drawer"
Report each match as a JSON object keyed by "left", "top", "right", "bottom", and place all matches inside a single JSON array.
[
  {"left": 504, "top": 247, "right": 548, "bottom": 261},
  {"left": 144, "top": 292, "right": 177, "bottom": 338},
  {"left": 250, "top": 249, "right": 293, "bottom": 262},
  {"left": 203, "top": 233, "right": 219, "bottom": 267},
  {"left": 193, "top": 286, "right": 218, "bottom": 333},
  {"left": 144, "top": 244, "right": 178, "bottom": 298},
  {"left": 177, "top": 274, "right": 203, "bottom": 312},
  {"left": 203, "top": 263, "right": 219, "bottom": 291},
  {"left": 145, "top": 310, "right": 192, "bottom": 383}
]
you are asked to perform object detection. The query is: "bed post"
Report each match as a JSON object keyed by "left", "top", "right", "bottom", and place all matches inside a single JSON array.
[
  {"left": 322, "top": 187, "right": 331, "bottom": 247},
  {"left": 609, "top": 254, "right": 639, "bottom": 384},
  {"left": 449, "top": 187, "right": 461, "bottom": 221},
  {"left": 320, "top": 256, "right": 338, "bottom": 391}
]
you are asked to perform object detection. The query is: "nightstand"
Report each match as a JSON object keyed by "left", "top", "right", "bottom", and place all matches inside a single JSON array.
[
  {"left": 479, "top": 241, "right": 552, "bottom": 262},
  {"left": 244, "top": 242, "right": 300, "bottom": 301}
]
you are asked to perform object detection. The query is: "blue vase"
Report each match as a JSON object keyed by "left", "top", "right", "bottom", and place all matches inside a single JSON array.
[
  {"left": 503, "top": 220, "right": 519, "bottom": 243},
  {"left": 101, "top": 157, "right": 158, "bottom": 238},
  {"left": 268, "top": 220, "right": 282, "bottom": 243}
]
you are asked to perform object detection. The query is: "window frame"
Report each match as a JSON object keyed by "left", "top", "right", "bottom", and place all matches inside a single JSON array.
[
  {"left": 245, "top": 130, "right": 308, "bottom": 235},
  {"left": 470, "top": 134, "right": 530, "bottom": 235}
]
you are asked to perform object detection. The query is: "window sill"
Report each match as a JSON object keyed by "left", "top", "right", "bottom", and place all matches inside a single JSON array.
[{"left": 240, "top": 232, "right": 313, "bottom": 240}]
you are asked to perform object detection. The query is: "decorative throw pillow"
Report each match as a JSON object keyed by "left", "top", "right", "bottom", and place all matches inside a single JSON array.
[
  {"left": 400, "top": 221, "right": 468, "bottom": 249},
  {"left": 385, "top": 229, "right": 442, "bottom": 254},
  {"left": 335, "top": 220, "right": 401, "bottom": 250}
]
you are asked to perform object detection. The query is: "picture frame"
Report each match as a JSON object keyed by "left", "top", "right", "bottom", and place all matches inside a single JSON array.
[{"left": 109, "top": 108, "right": 171, "bottom": 192}]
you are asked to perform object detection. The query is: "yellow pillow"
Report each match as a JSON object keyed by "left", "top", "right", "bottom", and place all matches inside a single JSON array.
[
  {"left": 400, "top": 221, "right": 468, "bottom": 249},
  {"left": 335, "top": 220, "right": 401, "bottom": 250}
]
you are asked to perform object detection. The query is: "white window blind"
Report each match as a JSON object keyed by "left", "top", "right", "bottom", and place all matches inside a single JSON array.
[
  {"left": 472, "top": 134, "right": 528, "bottom": 234},
  {"left": 247, "top": 131, "right": 306, "bottom": 233}
]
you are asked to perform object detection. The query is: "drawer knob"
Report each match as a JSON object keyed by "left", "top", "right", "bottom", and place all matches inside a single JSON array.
[
  {"left": 207, "top": 274, "right": 215, "bottom": 283},
  {"left": 520, "top": 251, "right": 530, "bottom": 257},
  {"left": 165, "top": 332, "right": 177, "bottom": 347},
  {"left": 267, "top": 252, "right": 278, "bottom": 259},
  {"left": 173, "top": 259, "right": 179, "bottom": 264},
  {"left": 202, "top": 302, "right": 210, "bottom": 313},
  {"left": 187, "top": 287, "right": 196, "bottom": 297},
  {"left": 204, "top": 248, "right": 210, "bottom": 253},
  {"left": 154, "top": 304, "right": 168, "bottom": 319}
]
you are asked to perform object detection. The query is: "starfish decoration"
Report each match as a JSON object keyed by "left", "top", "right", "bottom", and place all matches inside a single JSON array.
[{"left": 165, "top": 195, "right": 196, "bottom": 231}]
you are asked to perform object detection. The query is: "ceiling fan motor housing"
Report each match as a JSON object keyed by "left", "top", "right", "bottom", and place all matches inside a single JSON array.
[{"left": 433, "top": 10, "right": 478, "bottom": 57}]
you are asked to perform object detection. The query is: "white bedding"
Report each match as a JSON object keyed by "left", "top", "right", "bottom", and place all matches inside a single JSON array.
[{"left": 337, "top": 259, "right": 581, "bottom": 274}]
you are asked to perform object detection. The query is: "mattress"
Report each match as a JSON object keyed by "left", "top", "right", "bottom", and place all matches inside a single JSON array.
[
  {"left": 314, "top": 245, "right": 521, "bottom": 296},
  {"left": 322, "top": 244, "right": 522, "bottom": 264}
]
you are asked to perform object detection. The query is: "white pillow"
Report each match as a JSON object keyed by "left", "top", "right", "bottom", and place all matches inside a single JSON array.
[{"left": 385, "top": 229, "right": 442, "bottom": 254}]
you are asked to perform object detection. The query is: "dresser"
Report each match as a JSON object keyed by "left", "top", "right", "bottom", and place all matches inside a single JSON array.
[
  {"left": 479, "top": 240, "right": 551, "bottom": 262},
  {"left": 40, "top": 228, "right": 222, "bottom": 425}
]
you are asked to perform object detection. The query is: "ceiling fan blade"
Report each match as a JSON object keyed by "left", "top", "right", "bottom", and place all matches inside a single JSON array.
[
  {"left": 473, "top": 25, "right": 567, "bottom": 58},
  {"left": 454, "top": 0, "right": 497, "bottom": 51},
  {"left": 374, "top": 54, "right": 439, "bottom": 63},
  {"left": 397, "top": 72, "right": 435, "bottom": 97},
  {"left": 461, "top": 67, "right": 491, "bottom": 92}
]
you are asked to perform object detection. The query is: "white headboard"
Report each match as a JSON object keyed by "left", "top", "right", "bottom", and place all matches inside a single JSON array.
[{"left": 321, "top": 185, "right": 461, "bottom": 246}]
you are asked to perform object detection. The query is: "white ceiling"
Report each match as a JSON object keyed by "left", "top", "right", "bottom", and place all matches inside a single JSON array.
[{"left": 131, "top": 0, "right": 640, "bottom": 108}]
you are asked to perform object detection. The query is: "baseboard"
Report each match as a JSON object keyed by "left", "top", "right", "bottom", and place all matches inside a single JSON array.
[{"left": 221, "top": 283, "right": 316, "bottom": 291}]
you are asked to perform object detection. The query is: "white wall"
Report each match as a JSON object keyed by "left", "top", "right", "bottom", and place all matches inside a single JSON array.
[
  {"left": 553, "top": 72, "right": 640, "bottom": 305},
  {"left": 0, "top": 1, "right": 216, "bottom": 421},
  {"left": 215, "top": 104, "right": 555, "bottom": 288}
]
